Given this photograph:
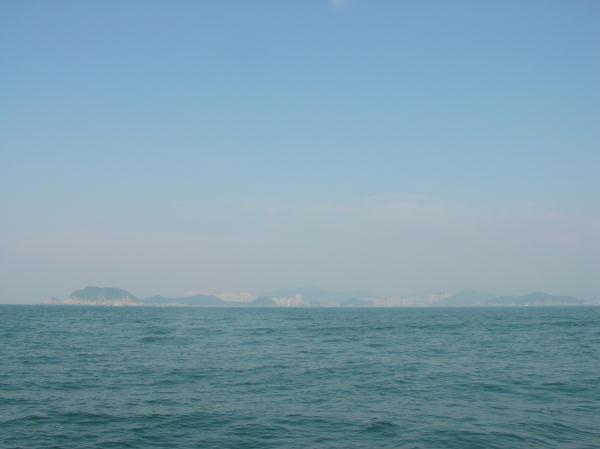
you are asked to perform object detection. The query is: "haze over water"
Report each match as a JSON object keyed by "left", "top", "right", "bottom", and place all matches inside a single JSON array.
[{"left": 2, "top": 306, "right": 599, "bottom": 448}]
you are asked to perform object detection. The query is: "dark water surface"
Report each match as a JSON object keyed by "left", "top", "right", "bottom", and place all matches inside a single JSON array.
[{"left": 1, "top": 306, "right": 599, "bottom": 448}]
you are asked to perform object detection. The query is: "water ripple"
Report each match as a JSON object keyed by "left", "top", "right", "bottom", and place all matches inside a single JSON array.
[{"left": 1, "top": 306, "right": 599, "bottom": 448}]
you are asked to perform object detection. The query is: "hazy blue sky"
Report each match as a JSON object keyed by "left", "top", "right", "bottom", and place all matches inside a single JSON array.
[{"left": 1, "top": 0, "right": 599, "bottom": 302}]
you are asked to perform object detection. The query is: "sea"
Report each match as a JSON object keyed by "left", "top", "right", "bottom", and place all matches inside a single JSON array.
[{"left": 1, "top": 306, "right": 599, "bottom": 449}]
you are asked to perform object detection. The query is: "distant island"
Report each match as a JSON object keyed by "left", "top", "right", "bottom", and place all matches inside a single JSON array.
[{"left": 43, "top": 286, "right": 597, "bottom": 307}]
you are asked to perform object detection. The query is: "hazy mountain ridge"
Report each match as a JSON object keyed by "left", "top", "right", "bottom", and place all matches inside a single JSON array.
[
  {"left": 44, "top": 286, "right": 380, "bottom": 307},
  {"left": 44, "top": 286, "right": 594, "bottom": 307},
  {"left": 141, "top": 294, "right": 226, "bottom": 307},
  {"left": 62, "top": 287, "right": 139, "bottom": 306},
  {"left": 435, "top": 290, "right": 587, "bottom": 307}
]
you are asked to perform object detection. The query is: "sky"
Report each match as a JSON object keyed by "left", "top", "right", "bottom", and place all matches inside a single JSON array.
[{"left": 1, "top": 0, "right": 599, "bottom": 303}]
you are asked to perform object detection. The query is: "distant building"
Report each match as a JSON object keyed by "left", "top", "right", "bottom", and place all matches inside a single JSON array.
[{"left": 273, "top": 294, "right": 304, "bottom": 307}]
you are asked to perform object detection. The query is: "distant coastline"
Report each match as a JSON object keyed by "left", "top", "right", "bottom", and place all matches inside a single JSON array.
[{"left": 42, "top": 286, "right": 598, "bottom": 308}]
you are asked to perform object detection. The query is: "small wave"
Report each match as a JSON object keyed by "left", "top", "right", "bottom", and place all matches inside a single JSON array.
[{"left": 139, "top": 336, "right": 172, "bottom": 343}]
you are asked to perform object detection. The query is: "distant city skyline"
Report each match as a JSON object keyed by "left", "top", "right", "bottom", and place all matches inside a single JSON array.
[{"left": 1, "top": 1, "right": 599, "bottom": 303}]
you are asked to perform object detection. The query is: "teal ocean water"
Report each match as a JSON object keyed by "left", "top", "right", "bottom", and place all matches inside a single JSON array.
[{"left": 1, "top": 306, "right": 599, "bottom": 448}]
